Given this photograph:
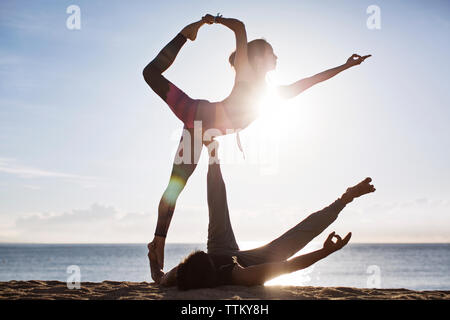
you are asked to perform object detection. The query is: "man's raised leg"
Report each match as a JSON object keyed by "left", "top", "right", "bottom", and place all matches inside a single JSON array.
[
  {"left": 236, "top": 177, "right": 375, "bottom": 266},
  {"left": 205, "top": 140, "right": 240, "bottom": 255}
]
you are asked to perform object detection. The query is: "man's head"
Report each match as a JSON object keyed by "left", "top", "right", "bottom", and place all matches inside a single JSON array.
[
  {"left": 176, "top": 250, "right": 217, "bottom": 290},
  {"left": 229, "top": 38, "right": 278, "bottom": 73}
]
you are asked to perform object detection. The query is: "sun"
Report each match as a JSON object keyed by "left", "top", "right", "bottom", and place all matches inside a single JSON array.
[
  {"left": 230, "top": 71, "right": 318, "bottom": 168},
  {"left": 254, "top": 73, "right": 311, "bottom": 136}
]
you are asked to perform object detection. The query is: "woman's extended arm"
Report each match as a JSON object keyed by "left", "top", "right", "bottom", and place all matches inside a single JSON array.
[
  {"left": 203, "top": 14, "right": 252, "bottom": 80},
  {"left": 276, "top": 54, "right": 371, "bottom": 99},
  {"left": 231, "top": 232, "right": 351, "bottom": 286}
]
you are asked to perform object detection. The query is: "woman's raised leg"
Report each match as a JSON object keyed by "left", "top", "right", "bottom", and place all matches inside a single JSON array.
[
  {"left": 142, "top": 18, "right": 206, "bottom": 99},
  {"left": 142, "top": 19, "right": 209, "bottom": 129},
  {"left": 142, "top": 31, "right": 188, "bottom": 101}
]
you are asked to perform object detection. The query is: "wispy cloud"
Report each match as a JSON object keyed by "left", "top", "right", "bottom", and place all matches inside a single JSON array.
[
  {"left": 1, "top": 203, "right": 211, "bottom": 243},
  {"left": 11, "top": 203, "right": 153, "bottom": 243},
  {"left": 0, "top": 157, "right": 98, "bottom": 186}
]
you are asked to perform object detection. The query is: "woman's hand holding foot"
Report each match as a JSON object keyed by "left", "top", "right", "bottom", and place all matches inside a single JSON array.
[
  {"left": 180, "top": 18, "right": 208, "bottom": 41},
  {"left": 180, "top": 14, "right": 225, "bottom": 41},
  {"left": 201, "top": 14, "right": 216, "bottom": 24}
]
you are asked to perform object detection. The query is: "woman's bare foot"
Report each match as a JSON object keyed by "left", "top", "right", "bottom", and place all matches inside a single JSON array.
[
  {"left": 180, "top": 20, "right": 205, "bottom": 41},
  {"left": 340, "top": 177, "right": 376, "bottom": 204},
  {"left": 148, "top": 242, "right": 164, "bottom": 283}
]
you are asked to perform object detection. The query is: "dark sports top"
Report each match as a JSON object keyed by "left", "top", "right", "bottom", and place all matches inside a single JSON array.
[{"left": 209, "top": 254, "right": 239, "bottom": 286}]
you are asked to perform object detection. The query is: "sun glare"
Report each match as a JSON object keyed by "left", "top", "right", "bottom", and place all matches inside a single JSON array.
[
  {"left": 256, "top": 78, "right": 288, "bottom": 132},
  {"left": 254, "top": 73, "right": 315, "bottom": 141}
]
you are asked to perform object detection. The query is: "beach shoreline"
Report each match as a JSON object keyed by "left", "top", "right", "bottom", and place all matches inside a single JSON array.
[{"left": 0, "top": 281, "right": 449, "bottom": 300}]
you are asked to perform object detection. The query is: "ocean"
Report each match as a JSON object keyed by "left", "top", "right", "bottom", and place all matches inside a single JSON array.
[{"left": 0, "top": 243, "right": 449, "bottom": 291}]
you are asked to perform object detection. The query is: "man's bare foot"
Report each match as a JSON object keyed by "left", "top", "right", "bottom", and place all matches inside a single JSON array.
[
  {"left": 148, "top": 242, "right": 164, "bottom": 283},
  {"left": 180, "top": 20, "right": 205, "bottom": 41},
  {"left": 340, "top": 177, "right": 376, "bottom": 204}
]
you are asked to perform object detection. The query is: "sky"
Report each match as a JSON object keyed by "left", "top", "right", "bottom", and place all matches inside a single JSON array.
[{"left": 0, "top": 0, "right": 449, "bottom": 244}]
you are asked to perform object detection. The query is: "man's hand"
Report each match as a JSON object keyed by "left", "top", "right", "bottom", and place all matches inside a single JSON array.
[
  {"left": 323, "top": 231, "right": 352, "bottom": 254},
  {"left": 346, "top": 54, "right": 371, "bottom": 67},
  {"left": 159, "top": 266, "right": 179, "bottom": 287},
  {"left": 159, "top": 272, "right": 169, "bottom": 286}
]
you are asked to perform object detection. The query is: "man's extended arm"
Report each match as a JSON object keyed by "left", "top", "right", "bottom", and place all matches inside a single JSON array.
[{"left": 231, "top": 232, "right": 351, "bottom": 286}]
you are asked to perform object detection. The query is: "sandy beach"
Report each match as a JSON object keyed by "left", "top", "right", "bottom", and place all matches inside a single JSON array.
[{"left": 0, "top": 281, "right": 449, "bottom": 300}]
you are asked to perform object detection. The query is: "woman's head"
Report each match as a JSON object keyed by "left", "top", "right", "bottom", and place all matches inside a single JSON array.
[
  {"left": 229, "top": 38, "right": 277, "bottom": 73},
  {"left": 176, "top": 250, "right": 217, "bottom": 290}
]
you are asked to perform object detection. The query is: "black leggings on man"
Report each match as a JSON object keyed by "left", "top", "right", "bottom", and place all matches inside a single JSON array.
[{"left": 206, "top": 151, "right": 346, "bottom": 267}]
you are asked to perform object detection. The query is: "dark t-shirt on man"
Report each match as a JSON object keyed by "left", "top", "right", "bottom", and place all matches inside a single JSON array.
[{"left": 209, "top": 254, "right": 240, "bottom": 286}]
